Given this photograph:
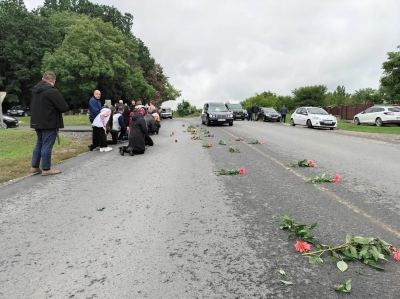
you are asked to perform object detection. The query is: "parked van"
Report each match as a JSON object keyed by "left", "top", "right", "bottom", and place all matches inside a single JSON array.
[{"left": 226, "top": 103, "right": 245, "bottom": 120}]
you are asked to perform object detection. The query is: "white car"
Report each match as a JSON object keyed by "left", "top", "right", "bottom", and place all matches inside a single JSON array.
[
  {"left": 290, "top": 107, "right": 337, "bottom": 130},
  {"left": 353, "top": 106, "right": 400, "bottom": 127}
]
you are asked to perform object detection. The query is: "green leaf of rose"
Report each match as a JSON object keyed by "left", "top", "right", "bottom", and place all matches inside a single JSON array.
[
  {"left": 337, "top": 261, "right": 348, "bottom": 272},
  {"left": 280, "top": 280, "right": 293, "bottom": 285},
  {"left": 279, "top": 268, "right": 285, "bottom": 276}
]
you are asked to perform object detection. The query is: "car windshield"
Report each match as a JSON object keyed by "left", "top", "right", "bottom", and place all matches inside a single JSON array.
[
  {"left": 263, "top": 108, "right": 278, "bottom": 113},
  {"left": 209, "top": 105, "right": 228, "bottom": 112},
  {"left": 307, "top": 108, "right": 329, "bottom": 115},
  {"left": 228, "top": 104, "right": 242, "bottom": 109}
]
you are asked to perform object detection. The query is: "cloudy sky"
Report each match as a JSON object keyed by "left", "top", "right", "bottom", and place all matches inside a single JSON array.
[{"left": 25, "top": 0, "right": 400, "bottom": 109}]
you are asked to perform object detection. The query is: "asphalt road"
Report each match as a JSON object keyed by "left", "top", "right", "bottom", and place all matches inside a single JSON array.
[{"left": 1, "top": 118, "right": 399, "bottom": 298}]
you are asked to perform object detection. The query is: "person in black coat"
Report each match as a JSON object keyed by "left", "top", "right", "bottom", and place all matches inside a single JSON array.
[
  {"left": 119, "top": 108, "right": 153, "bottom": 156},
  {"left": 30, "top": 71, "right": 69, "bottom": 176}
]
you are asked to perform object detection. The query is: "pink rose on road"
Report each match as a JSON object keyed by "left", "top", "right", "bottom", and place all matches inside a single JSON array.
[
  {"left": 260, "top": 141, "right": 265, "bottom": 145},
  {"left": 239, "top": 167, "right": 245, "bottom": 175},
  {"left": 294, "top": 241, "right": 311, "bottom": 253},
  {"left": 307, "top": 159, "right": 315, "bottom": 167},
  {"left": 332, "top": 174, "right": 341, "bottom": 183},
  {"left": 394, "top": 250, "right": 400, "bottom": 261},
  {"left": 208, "top": 142, "right": 213, "bottom": 147}
]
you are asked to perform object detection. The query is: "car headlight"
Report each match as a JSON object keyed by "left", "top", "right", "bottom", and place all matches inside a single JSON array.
[
  {"left": 209, "top": 114, "right": 214, "bottom": 118},
  {"left": 228, "top": 114, "right": 232, "bottom": 118}
]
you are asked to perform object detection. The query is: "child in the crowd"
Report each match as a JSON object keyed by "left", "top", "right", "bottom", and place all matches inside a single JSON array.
[{"left": 152, "top": 109, "right": 161, "bottom": 134}]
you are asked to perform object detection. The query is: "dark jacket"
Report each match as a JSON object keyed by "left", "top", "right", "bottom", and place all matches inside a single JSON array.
[
  {"left": 30, "top": 81, "right": 69, "bottom": 129},
  {"left": 280, "top": 107, "right": 288, "bottom": 115},
  {"left": 251, "top": 105, "right": 259, "bottom": 113},
  {"left": 123, "top": 105, "right": 130, "bottom": 127},
  {"left": 89, "top": 97, "right": 102, "bottom": 122},
  {"left": 128, "top": 114, "right": 148, "bottom": 154}
]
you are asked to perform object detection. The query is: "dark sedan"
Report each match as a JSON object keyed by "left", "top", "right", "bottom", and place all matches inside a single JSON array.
[
  {"left": 259, "top": 107, "right": 281, "bottom": 122},
  {"left": 1, "top": 115, "right": 19, "bottom": 128},
  {"left": 7, "top": 105, "right": 31, "bottom": 117}
]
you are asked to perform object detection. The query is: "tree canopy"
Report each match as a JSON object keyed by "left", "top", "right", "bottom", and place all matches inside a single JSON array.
[{"left": 0, "top": 0, "right": 180, "bottom": 109}]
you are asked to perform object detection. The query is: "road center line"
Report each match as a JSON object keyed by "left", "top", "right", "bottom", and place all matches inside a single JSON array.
[{"left": 220, "top": 128, "right": 400, "bottom": 239}]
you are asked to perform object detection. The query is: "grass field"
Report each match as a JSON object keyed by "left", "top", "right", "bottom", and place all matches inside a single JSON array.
[
  {"left": 0, "top": 130, "right": 90, "bottom": 184},
  {"left": 16, "top": 114, "right": 91, "bottom": 126}
]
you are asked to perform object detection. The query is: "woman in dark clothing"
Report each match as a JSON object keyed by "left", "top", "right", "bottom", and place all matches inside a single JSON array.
[{"left": 119, "top": 108, "right": 151, "bottom": 156}]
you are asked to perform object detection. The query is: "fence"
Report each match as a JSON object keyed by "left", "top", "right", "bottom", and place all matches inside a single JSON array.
[{"left": 323, "top": 103, "right": 373, "bottom": 120}]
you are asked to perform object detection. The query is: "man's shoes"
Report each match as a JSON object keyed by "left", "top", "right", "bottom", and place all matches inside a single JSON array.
[
  {"left": 30, "top": 167, "right": 42, "bottom": 174},
  {"left": 128, "top": 148, "right": 134, "bottom": 156},
  {"left": 100, "top": 147, "right": 113, "bottom": 152},
  {"left": 42, "top": 169, "right": 61, "bottom": 176},
  {"left": 88, "top": 144, "right": 93, "bottom": 151},
  {"left": 119, "top": 146, "right": 124, "bottom": 156}
]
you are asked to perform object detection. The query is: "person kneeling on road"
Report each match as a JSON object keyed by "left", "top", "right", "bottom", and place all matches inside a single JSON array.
[
  {"left": 112, "top": 105, "right": 128, "bottom": 142},
  {"left": 119, "top": 108, "right": 153, "bottom": 156}
]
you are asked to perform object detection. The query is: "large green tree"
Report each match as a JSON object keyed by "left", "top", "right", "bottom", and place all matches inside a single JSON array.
[
  {"left": 292, "top": 85, "right": 327, "bottom": 107},
  {"left": 42, "top": 15, "right": 154, "bottom": 106},
  {"left": 0, "top": 0, "right": 55, "bottom": 105},
  {"left": 380, "top": 45, "right": 400, "bottom": 103},
  {"left": 351, "top": 88, "right": 380, "bottom": 104}
]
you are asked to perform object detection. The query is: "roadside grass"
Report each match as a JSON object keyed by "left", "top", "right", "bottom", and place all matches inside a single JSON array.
[
  {"left": 337, "top": 119, "right": 400, "bottom": 134},
  {"left": 172, "top": 111, "right": 201, "bottom": 118},
  {"left": 15, "top": 114, "right": 91, "bottom": 126},
  {"left": 0, "top": 130, "right": 90, "bottom": 184}
]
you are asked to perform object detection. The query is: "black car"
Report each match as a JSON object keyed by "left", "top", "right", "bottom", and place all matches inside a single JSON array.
[
  {"left": 7, "top": 105, "right": 31, "bottom": 117},
  {"left": 259, "top": 107, "right": 281, "bottom": 122},
  {"left": 226, "top": 103, "right": 245, "bottom": 120},
  {"left": 1, "top": 115, "right": 19, "bottom": 128},
  {"left": 201, "top": 102, "right": 234, "bottom": 126}
]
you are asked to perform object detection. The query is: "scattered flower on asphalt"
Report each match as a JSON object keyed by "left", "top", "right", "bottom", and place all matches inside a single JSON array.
[
  {"left": 203, "top": 142, "right": 213, "bottom": 148},
  {"left": 289, "top": 159, "right": 315, "bottom": 167},
  {"left": 394, "top": 250, "right": 400, "bottom": 261},
  {"left": 235, "top": 136, "right": 243, "bottom": 141},
  {"left": 182, "top": 124, "right": 185, "bottom": 127},
  {"left": 190, "top": 135, "right": 194, "bottom": 139},
  {"left": 214, "top": 168, "right": 245, "bottom": 176},
  {"left": 211, "top": 134, "right": 214, "bottom": 137},
  {"left": 219, "top": 140, "right": 227, "bottom": 145},
  {"left": 260, "top": 141, "right": 265, "bottom": 145},
  {"left": 294, "top": 241, "right": 311, "bottom": 253},
  {"left": 249, "top": 139, "right": 263, "bottom": 144},
  {"left": 228, "top": 146, "right": 240, "bottom": 153},
  {"left": 171, "top": 132, "right": 174, "bottom": 135},
  {"left": 175, "top": 140, "right": 178, "bottom": 142},
  {"left": 332, "top": 174, "right": 341, "bottom": 183},
  {"left": 307, "top": 174, "right": 341, "bottom": 183},
  {"left": 192, "top": 135, "right": 202, "bottom": 140}
]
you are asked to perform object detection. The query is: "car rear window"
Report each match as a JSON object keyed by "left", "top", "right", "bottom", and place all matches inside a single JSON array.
[{"left": 388, "top": 108, "right": 400, "bottom": 112}]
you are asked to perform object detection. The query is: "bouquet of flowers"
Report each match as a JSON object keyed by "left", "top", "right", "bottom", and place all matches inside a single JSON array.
[
  {"left": 214, "top": 167, "right": 245, "bottom": 175},
  {"left": 289, "top": 159, "right": 315, "bottom": 167}
]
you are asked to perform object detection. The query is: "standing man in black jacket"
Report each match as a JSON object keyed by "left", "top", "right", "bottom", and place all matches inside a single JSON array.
[{"left": 30, "top": 71, "right": 69, "bottom": 176}]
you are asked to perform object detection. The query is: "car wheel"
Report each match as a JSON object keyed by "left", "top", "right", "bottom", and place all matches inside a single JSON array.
[
  {"left": 170, "top": 116, "right": 173, "bottom": 119},
  {"left": 307, "top": 119, "right": 313, "bottom": 128},
  {"left": 229, "top": 121, "right": 233, "bottom": 126},
  {"left": 290, "top": 119, "right": 295, "bottom": 126},
  {"left": 354, "top": 117, "right": 360, "bottom": 125},
  {"left": 263, "top": 116, "right": 266, "bottom": 122},
  {"left": 277, "top": 119, "right": 280, "bottom": 122},
  {"left": 242, "top": 118, "right": 245, "bottom": 121},
  {"left": 375, "top": 118, "right": 383, "bottom": 127}
]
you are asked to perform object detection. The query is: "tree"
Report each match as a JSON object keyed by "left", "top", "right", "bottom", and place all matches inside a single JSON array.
[
  {"left": 41, "top": 15, "right": 154, "bottom": 107},
  {"left": 380, "top": 45, "right": 400, "bottom": 104},
  {"left": 351, "top": 88, "right": 380, "bottom": 104},
  {"left": 177, "top": 99, "right": 191, "bottom": 116},
  {"left": 0, "top": 0, "right": 55, "bottom": 105},
  {"left": 292, "top": 85, "right": 327, "bottom": 107}
]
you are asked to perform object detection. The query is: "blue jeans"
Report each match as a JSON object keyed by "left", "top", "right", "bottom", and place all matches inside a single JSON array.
[{"left": 31, "top": 129, "right": 57, "bottom": 170}]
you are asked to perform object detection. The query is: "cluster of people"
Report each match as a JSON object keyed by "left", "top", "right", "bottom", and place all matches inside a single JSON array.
[
  {"left": 246, "top": 103, "right": 288, "bottom": 123},
  {"left": 88, "top": 91, "right": 161, "bottom": 156}
]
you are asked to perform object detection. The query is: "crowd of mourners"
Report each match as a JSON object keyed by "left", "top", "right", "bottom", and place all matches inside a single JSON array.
[{"left": 88, "top": 90, "right": 161, "bottom": 156}]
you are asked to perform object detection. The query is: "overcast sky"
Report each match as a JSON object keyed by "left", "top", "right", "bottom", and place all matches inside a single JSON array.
[{"left": 25, "top": 0, "right": 400, "bottom": 109}]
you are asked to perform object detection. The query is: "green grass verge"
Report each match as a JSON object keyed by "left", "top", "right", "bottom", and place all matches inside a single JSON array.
[
  {"left": 337, "top": 119, "right": 400, "bottom": 134},
  {"left": 14, "top": 114, "right": 91, "bottom": 126},
  {"left": 0, "top": 130, "right": 90, "bottom": 184}
]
